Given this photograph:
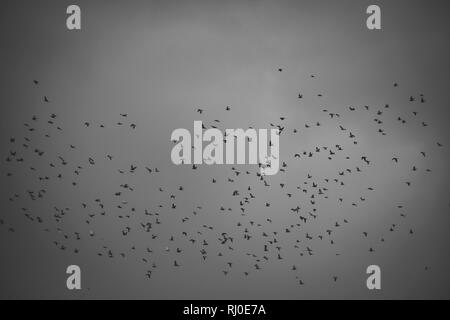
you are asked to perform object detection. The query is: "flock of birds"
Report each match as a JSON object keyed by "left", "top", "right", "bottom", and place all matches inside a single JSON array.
[{"left": 0, "top": 71, "right": 447, "bottom": 290}]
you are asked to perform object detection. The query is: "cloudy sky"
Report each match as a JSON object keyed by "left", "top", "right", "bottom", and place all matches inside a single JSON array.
[{"left": 0, "top": 0, "right": 449, "bottom": 299}]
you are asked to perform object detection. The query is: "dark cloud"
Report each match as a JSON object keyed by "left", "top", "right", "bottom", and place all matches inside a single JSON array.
[{"left": 0, "top": 0, "right": 449, "bottom": 299}]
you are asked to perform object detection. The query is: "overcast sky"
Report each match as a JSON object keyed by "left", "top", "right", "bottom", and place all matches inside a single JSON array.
[{"left": 0, "top": 0, "right": 449, "bottom": 299}]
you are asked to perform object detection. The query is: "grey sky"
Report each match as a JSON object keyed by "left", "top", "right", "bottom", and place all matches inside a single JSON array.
[{"left": 0, "top": 0, "right": 449, "bottom": 299}]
